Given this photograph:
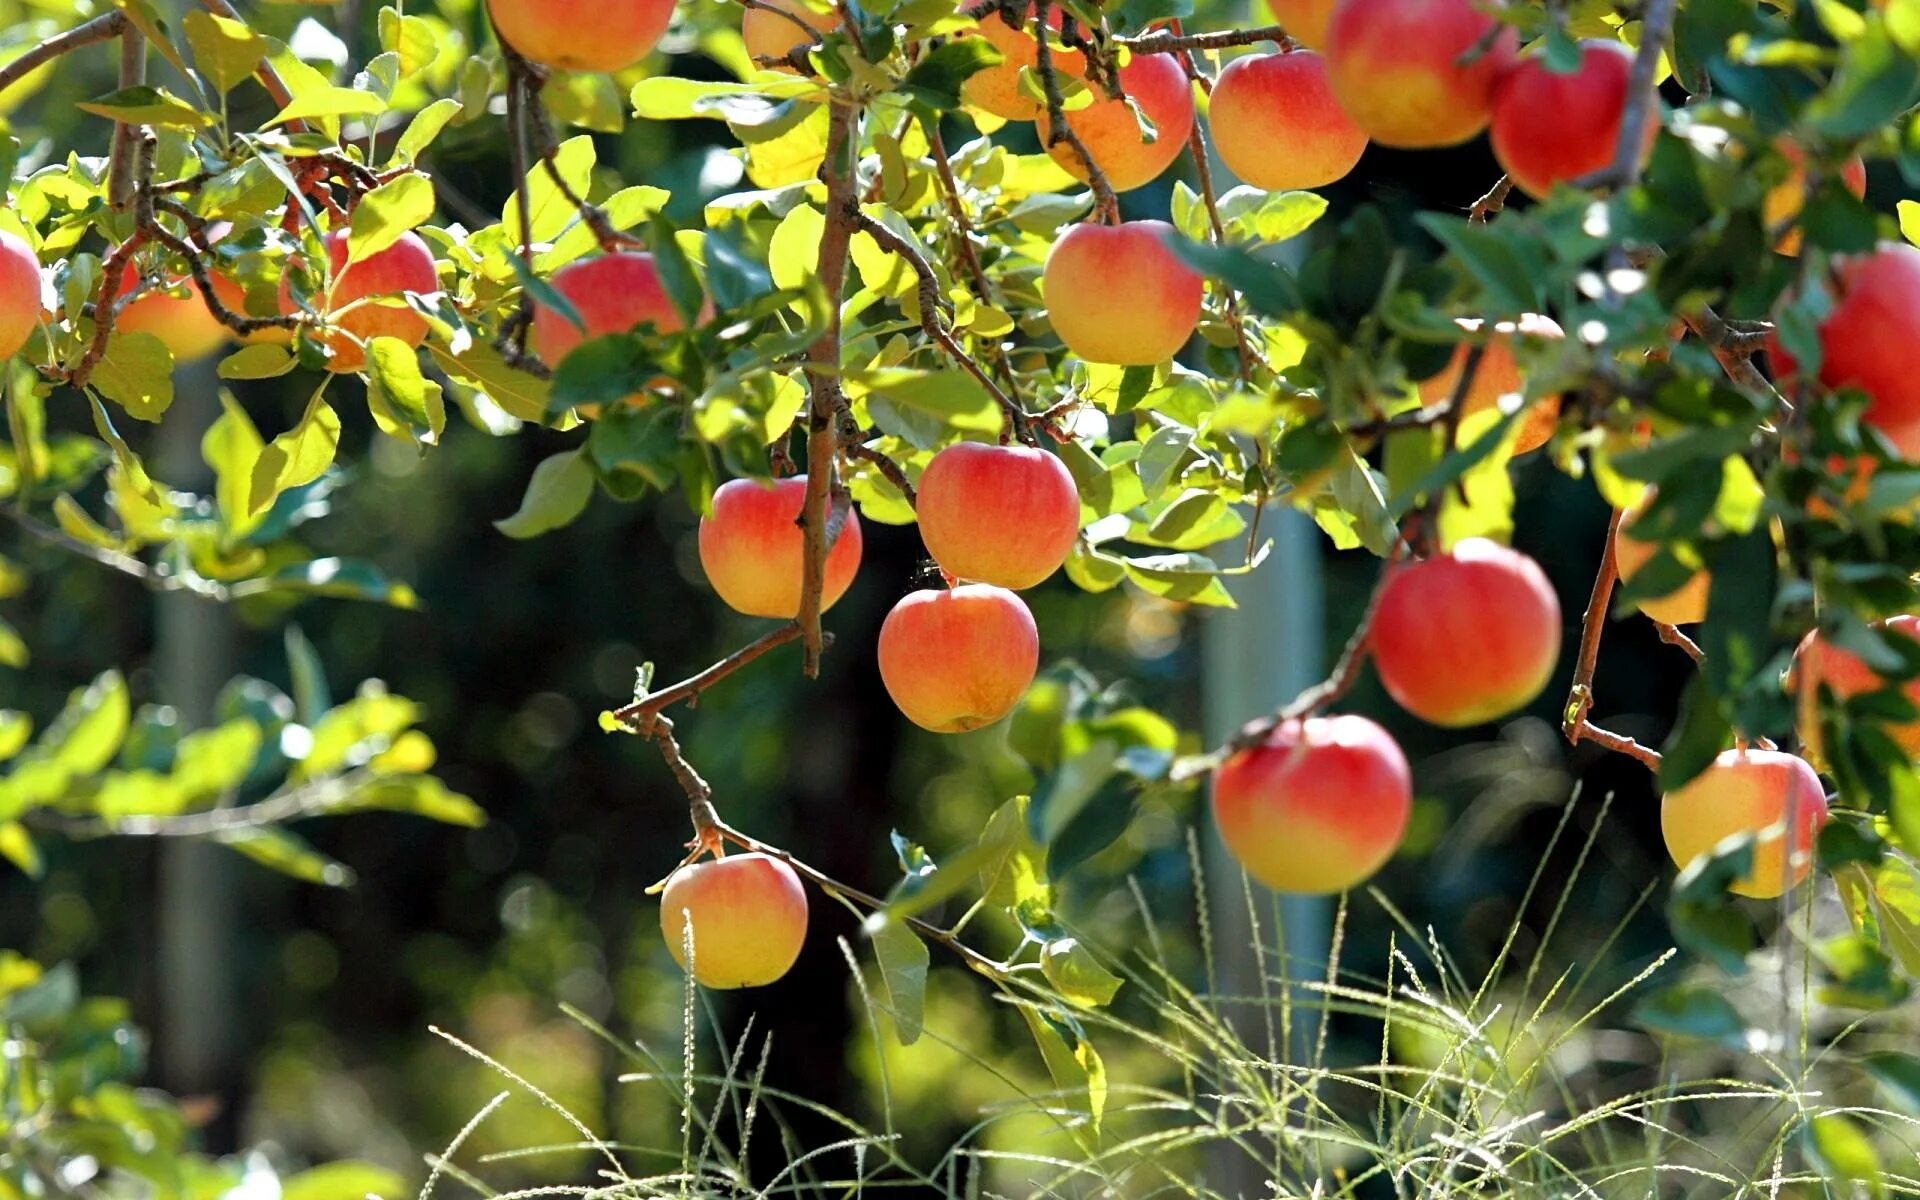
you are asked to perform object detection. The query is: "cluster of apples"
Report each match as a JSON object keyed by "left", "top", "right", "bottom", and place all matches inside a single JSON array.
[{"left": 657, "top": 440, "right": 1079, "bottom": 988}]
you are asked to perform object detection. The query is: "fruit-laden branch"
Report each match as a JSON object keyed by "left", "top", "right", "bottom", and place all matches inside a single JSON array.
[
  {"left": 0, "top": 10, "right": 128, "bottom": 96},
  {"left": 1034, "top": 2, "right": 1120, "bottom": 225},
  {"left": 25, "top": 768, "right": 379, "bottom": 837},
  {"left": 796, "top": 99, "right": 863, "bottom": 678},
  {"left": 853, "top": 212, "right": 1034, "bottom": 445},
  {"left": 1570, "top": 0, "right": 1678, "bottom": 191},
  {"left": 1561, "top": 508, "right": 1664, "bottom": 770},
  {"left": 1118, "top": 23, "right": 1297, "bottom": 54}
]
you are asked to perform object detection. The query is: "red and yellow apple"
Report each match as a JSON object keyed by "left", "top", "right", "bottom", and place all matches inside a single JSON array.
[
  {"left": 533, "top": 251, "right": 691, "bottom": 366},
  {"left": 877, "top": 584, "right": 1038, "bottom": 732},
  {"left": 114, "top": 263, "right": 230, "bottom": 364},
  {"left": 961, "top": 2, "right": 1088, "bottom": 121},
  {"left": 698, "top": 476, "right": 863, "bottom": 619},
  {"left": 1324, "top": 0, "right": 1517, "bottom": 149},
  {"left": 487, "top": 0, "right": 673, "bottom": 72},
  {"left": 1765, "top": 141, "right": 1868, "bottom": 257},
  {"left": 661, "top": 852, "right": 808, "bottom": 988},
  {"left": 1369, "top": 538, "right": 1562, "bottom": 727},
  {"left": 1042, "top": 220, "right": 1203, "bottom": 366},
  {"left": 1661, "top": 748, "right": 1828, "bottom": 899},
  {"left": 1611, "top": 495, "right": 1711, "bottom": 626},
  {"left": 1767, "top": 243, "right": 1920, "bottom": 447},
  {"left": 1490, "top": 40, "right": 1649, "bottom": 199},
  {"left": 743, "top": 0, "right": 839, "bottom": 68},
  {"left": 1209, "top": 50, "right": 1368, "bottom": 191},
  {"left": 1265, "top": 0, "right": 1337, "bottom": 47},
  {"left": 916, "top": 443, "right": 1081, "bottom": 589},
  {"left": 1212, "top": 713, "right": 1412, "bottom": 894},
  {"left": 1418, "top": 314, "right": 1564, "bottom": 455},
  {"left": 1792, "top": 614, "right": 1920, "bottom": 759},
  {"left": 1036, "top": 52, "right": 1194, "bottom": 192},
  {"left": 0, "top": 228, "right": 37, "bottom": 361},
  {"left": 280, "top": 229, "right": 438, "bottom": 373}
]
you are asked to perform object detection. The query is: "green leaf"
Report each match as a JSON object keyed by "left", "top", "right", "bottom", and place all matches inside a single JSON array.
[
  {"left": 364, "top": 337, "right": 445, "bottom": 446},
  {"left": 170, "top": 720, "right": 264, "bottom": 801},
  {"left": 899, "top": 38, "right": 1002, "bottom": 109},
  {"left": 1215, "top": 186, "right": 1330, "bottom": 245},
  {"left": 432, "top": 342, "right": 552, "bottom": 423},
  {"left": 629, "top": 76, "right": 823, "bottom": 121},
  {"left": 348, "top": 775, "right": 484, "bottom": 827},
  {"left": 495, "top": 448, "right": 595, "bottom": 539},
  {"left": 93, "top": 331, "right": 175, "bottom": 421},
  {"left": 868, "top": 916, "right": 929, "bottom": 1044},
  {"left": 216, "top": 826, "right": 356, "bottom": 886},
  {"left": 1803, "top": 1113, "right": 1885, "bottom": 1200},
  {"left": 859, "top": 369, "right": 1002, "bottom": 437},
  {"left": 503, "top": 135, "right": 596, "bottom": 244},
  {"left": 258, "top": 558, "right": 419, "bottom": 608},
  {"left": 202, "top": 393, "right": 265, "bottom": 539},
  {"left": 1040, "top": 936, "right": 1122, "bottom": 1008},
  {"left": 77, "top": 85, "right": 212, "bottom": 129},
  {"left": 48, "top": 670, "right": 131, "bottom": 777},
  {"left": 1632, "top": 983, "right": 1747, "bottom": 1047},
  {"left": 392, "top": 98, "right": 463, "bottom": 165},
  {"left": 1016, "top": 1006, "right": 1107, "bottom": 1130},
  {"left": 218, "top": 343, "right": 297, "bottom": 380},
  {"left": 0, "top": 821, "right": 41, "bottom": 878},
  {"left": 348, "top": 174, "right": 436, "bottom": 264},
  {"left": 0, "top": 712, "right": 30, "bottom": 762},
  {"left": 250, "top": 397, "right": 341, "bottom": 516},
  {"left": 184, "top": 10, "right": 267, "bottom": 96},
  {"left": 1415, "top": 214, "right": 1543, "bottom": 315},
  {"left": 280, "top": 1163, "right": 407, "bottom": 1200},
  {"left": 1865, "top": 1051, "right": 1920, "bottom": 1114},
  {"left": 268, "top": 86, "right": 385, "bottom": 127}
]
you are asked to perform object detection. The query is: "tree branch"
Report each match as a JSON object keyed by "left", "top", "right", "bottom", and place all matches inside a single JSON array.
[
  {"left": 1169, "top": 22, "right": 1261, "bottom": 385},
  {"left": 1117, "top": 23, "right": 1295, "bottom": 55},
  {"left": 926, "top": 124, "right": 1024, "bottom": 405},
  {"left": 25, "top": 769, "right": 377, "bottom": 838},
  {"left": 1035, "top": 2, "right": 1119, "bottom": 225},
  {"left": 1568, "top": 0, "right": 1677, "bottom": 191},
  {"left": 0, "top": 11, "right": 129, "bottom": 96},
  {"left": 107, "top": 25, "right": 147, "bottom": 213},
  {"left": 609, "top": 623, "right": 807, "bottom": 731},
  {"left": 1559, "top": 508, "right": 1663, "bottom": 771}
]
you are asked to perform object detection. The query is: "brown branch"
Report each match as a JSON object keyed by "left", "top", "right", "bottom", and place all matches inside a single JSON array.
[
  {"left": 1656, "top": 621, "right": 1704, "bottom": 663},
  {"left": 495, "top": 53, "right": 543, "bottom": 375},
  {"left": 926, "top": 124, "right": 1023, "bottom": 404},
  {"left": 1118, "top": 24, "right": 1296, "bottom": 55},
  {"left": 1681, "top": 303, "right": 1780, "bottom": 407},
  {"left": 145, "top": 223, "right": 305, "bottom": 338},
  {"left": 1469, "top": 176, "right": 1513, "bottom": 223},
  {"left": 1570, "top": 721, "right": 1664, "bottom": 769},
  {"left": 0, "top": 504, "right": 232, "bottom": 601},
  {"left": 845, "top": 440, "right": 918, "bottom": 505},
  {"left": 514, "top": 50, "right": 643, "bottom": 255},
  {"left": 796, "top": 99, "right": 862, "bottom": 677},
  {"left": 610, "top": 623, "right": 807, "bottom": 731},
  {"left": 107, "top": 25, "right": 146, "bottom": 214},
  {"left": 1035, "top": 2, "right": 1119, "bottom": 225},
  {"left": 1557, "top": 508, "right": 1662, "bottom": 771},
  {"left": 1169, "top": 24, "right": 1261, "bottom": 386},
  {"left": 1568, "top": 0, "right": 1677, "bottom": 191},
  {"left": 0, "top": 11, "right": 129, "bottom": 95}
]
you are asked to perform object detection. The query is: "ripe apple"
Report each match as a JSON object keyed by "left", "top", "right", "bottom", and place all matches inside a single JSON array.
[
  {"left": 916, "top": 443, "right": 1081, "bottom": 590},
  {"left": 280, "top": 229, "right": 438, "bottom": 373},
  {"left": 1767, "top": 243, "right": 1920, "bottom": 447},
  {"left": 661, "top": 852, "right": 809, "bottom": 988},
  {"left": 114, "top": 263, "right": 229, "bottom": 364},
  {"left": 533, "top": 252, "right": 691, "bottom": 366},
  {"left": 1324, "top": 0, "right": 1517, "bottom": 149},
  {"left": 1418, "top": 314, "right": 1565, "bottom": 455},
  {"left": 1209, "top": 51, "right": 1369, "bottom": 191},
  {"left": 877, "top": 584, "right": 1039, "bottom": 732},
  {"left": 1791, "top": 614, "right": 1920, "bottom": 760},
  {"left": 1661, "top": 748, "right": 1828, "bottom": 899},
  {"left": 1369, "top": 538, "right": 1562, "bottom": 727},
  {"left": 1765, "top": 141, "right": 1868, "bottom": 257},
  {"left": 743, "top": 0, "right": 838, "bottom": 68},
  {"left": 961, "top": 2, "right": 1088, "bottom": 121},
  {"left": 1035, "top": 52, "right": 1194, "bottom": 192},
  {"left": 1611, "top": 495, "right": 1710, "bottom": 626},
  {"left": 1489, "top": 40, "right": 1650, "bottom": 199},
  {"left": 698, "top": 476, "right": 863, "bottom": 619},
  {"left": 1042, "top": 220, "right": 1203, "bottom": 366},
  {"left": 1265, "top": 0, "right": 1337, "bottom": 47},
  {"left": 1212, "top": 713, "right": 1412, "bottom": 894},
  {"left": 487, "top": 0, "right": 673, "bottom": 72},
  {"left": 0, "top": 228, "right": 38, "bottom": 361}
]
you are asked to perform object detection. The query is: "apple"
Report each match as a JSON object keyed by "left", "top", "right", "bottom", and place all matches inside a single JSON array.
[
  {"left": 1035, "top": 52, "right": 1194, "bottom": 192},
  {"left": 1324, "top": 0, "right": 1517, "bottom": 149},
  {"left": 1791, "top": 614, "right": 1920, "bottom": 760},
  {"left": 0, "top": 228, "right": 38, "bottom": 362},
  {"left": 1265, "top": 0, "right": 1337, "bottom": 47},
  {"left": 743, "top": 0, "right": 839, "bottom": 69},
  {"left": 279, "top": 229, "right": 438, "bottom": 373},
  {"left": 1369, "top": 538, "right": 1562, "bottom": 727},
  {"left": 487, "top": 0, "right": 673, "bottom": 72},
  {"left": 698, "top": 476, "right": 863, "bottom": 619},
  {"left": 1765, "top": 141, "right": 1868, "bottom": 257},
  {"left": 1212, "top": 713, "right": 1412, "bottom": 894},
  {"left": 114, "top": 263, "right": 229, "bottom": 364},
  {"left": 961, "top": 2, "right": 1089, "bottom": 121},
  {"left": 1767, "top": 243, "right": 1920, "bottom": 447},
  {"left": 1042, "top": 220, "right": 1203, "bottom": 366},
  {"left": 1417, "top": 314, "right": 1565, "bottom": 455},
  {"left": 1660, "top": 748, "right": 1828, "bottom": 899},
  {"left": 877, "top": 584, "right": 1038, "bottom": 732},
  {"left": 1209, "top": 51, "right": 1369, "bottom": 191},
  {"left": 916, "top": 443, "right": 1081, "bottom": 589},
  {"left": 533, "top": 252, "right": 691, "bottom": 366},
  {"left": 1489, "top": 40, "right": 1650, "bottom": 198},
  {"left": 660, "top": 852, "right": 809, "bottom": 988},
  {"left": 1611, "top": 494, "right": 1711, "bottom": 626}
]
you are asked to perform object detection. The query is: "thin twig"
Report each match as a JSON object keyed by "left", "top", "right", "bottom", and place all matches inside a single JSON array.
[
  {"left": 610, "top": 623, "right": 806, "bottom": 731},
  {"left": 1568, "top": 0, "right": 1677, "bottom": 191},
  {"left": 1035, "top": 1, "right": 1119, "bottom": 225},
  {"left": 0, "top": 11, "right": 128, "bottom": 96},
  {"left": 0, "top": 505, "right": 231, "bottom": 601},
  {"left": 1655, "top": 621, "right": 1704, "bottom": 663},
  {"left": 1118, "top": 24, "right": 1296, "bottom": 55},
  {"left": 1169, "top": 21, "right": 1261, "bottom": 385},
  {"left": 1559, "top": 509, "right": 1663, "bottom": 771},
  {"left": 27, "top": 769, "right": 377, "bottom": 837},
  {"left": 845, "top": 440, "right": 918, "bottom": 505},
  {"left": 926, "top": 124, "right": 1023, "bottom": 402}
]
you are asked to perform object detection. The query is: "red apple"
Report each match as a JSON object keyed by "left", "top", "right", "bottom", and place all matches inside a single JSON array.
[
  {"left": 0, "top": 228, "right": 38, "bottom": 361},
  {"left": 1325, "top": 0, "right": 1517, "bottom": 149},
  {"left": 661, "top": 852, "right": 808, "bottom": 988},
  {"left": 698, "top": 476, "right": 863, "bottom": 619},
  {"left": 487, "top": 0, "right": 673, "bottom": 72},
  {"left": 533, "top": 252, "right": 691, "bottom": 366},
  {"left": 1418, "top": 314, "right": 1565, "bottom": 455},
  {"left": 877, "top": 584, "right": 1038, "bottom": 732},
  {"left": 1490, "top": 40, "right": 1650, "bottom": 199},
  {"left": 916, "top": 443, "right": 1081, "bottom": 589},
  {"left": 1042, "top": 220, "right": 1203, "bottom": 366},
  {"left": 1035, "top": 52, "right": 1194, "bottom": 192},
  {"left": 280, "top": 229, "right": 438, "bottom": 373},
  {"left": 1767, "top": 243, "right": 1920, "bottom": 447},
  {"left": 1209, "top": 51, "right": 1368, "bottom": 191},
  {"left": 961, "top": 2, "right": 1089, "bottom": 121},
  {"left": 1369, "top": 538, "right": 1562, "bottom": 727},
  {"left": 1792, "top": 614, "right": 1920, "bottom": 761},
  {"left": 1213, "top": 713, "right": 1412, "bottom": 894},
  {"left": 1661, "top": 748, "right": 1828, "bottom": 899},
  {"left": 1266, "top": 0, "right": 1337, "bottom": 47}
]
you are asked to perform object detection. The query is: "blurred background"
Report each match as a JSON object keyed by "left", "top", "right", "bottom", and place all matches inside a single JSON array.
[{"left": 4, "top": 0, "right": 1890, "bottom": 1187}]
